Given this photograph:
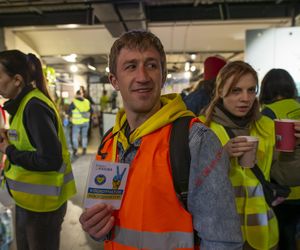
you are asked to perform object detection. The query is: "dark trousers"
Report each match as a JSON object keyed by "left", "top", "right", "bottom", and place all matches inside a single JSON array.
[
  {"left": 273, "top": 202, "right": 300, "bottom": 250},
  {"left": 15, "top": 202, "right": 67, "bottom": 250}
]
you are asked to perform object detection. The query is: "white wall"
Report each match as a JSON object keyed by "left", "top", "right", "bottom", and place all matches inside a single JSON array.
[
  {"left": 245, "top": 27, "right": 300, "bottom": 93},
  {"left": 4, "top": 28, "right": 40, "bottom": 55}
]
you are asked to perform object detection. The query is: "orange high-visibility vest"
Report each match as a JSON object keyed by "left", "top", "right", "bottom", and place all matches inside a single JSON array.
[{"left": 97, "top": 122, "right": 196, "bottom": 250}]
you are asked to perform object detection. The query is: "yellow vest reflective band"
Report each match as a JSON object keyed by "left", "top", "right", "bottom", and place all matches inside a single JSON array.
[
  {"left": 4, "top": 88, "right": 76, "bottom": 212},
  {"left": 71, "top": 98, "right": 90, "bottom": 125},
  {"left": 199, "top": 115, "right": 278, "bottom": 250},
  {"left": 264, "top": 98, "right": 300, "bottom": 200}
]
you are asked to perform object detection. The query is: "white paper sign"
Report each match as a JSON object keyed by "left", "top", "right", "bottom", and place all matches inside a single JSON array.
[{"left": 83, "top": 159, "right": 129, "bottom": 209}]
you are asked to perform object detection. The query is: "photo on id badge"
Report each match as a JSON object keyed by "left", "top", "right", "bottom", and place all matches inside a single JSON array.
[{"left": 83, "top": 159, "right": 129, "bottom": 209}]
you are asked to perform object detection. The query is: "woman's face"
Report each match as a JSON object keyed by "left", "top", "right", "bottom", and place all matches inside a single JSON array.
[
  {"left": 221, "top": 73, "right": 257, "bottom": 117},
  {"left": 0, "top": 64, "right": 21, "bottom": 99}
]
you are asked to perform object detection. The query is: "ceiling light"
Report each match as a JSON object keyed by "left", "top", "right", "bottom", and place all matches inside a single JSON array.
[
  {"left": 62, "top": 54, "right": 77, "bottom": 63},
  {"left": 56, "top": 24, "right": 80, "bottom": 29},
  {"left": 105, "top": 67, "right": 110, "bottom": 73},
  {"left": 167, "top": 73, "right": 172, "bottom": 79},
  {"left": 190, "top": 65, "right": 196, "bottom": 72},
  {"left": 70, "top": 64, "right": 78, "bottom": 73},
  {"left": 190, "top": 54, "right": 196, "bottom": 60},
  {"left": 184, "top": 62, "right": 190, "bottom": 72},
  {"left": 87, "top": 64, "right": 96, "bottom": 71}
]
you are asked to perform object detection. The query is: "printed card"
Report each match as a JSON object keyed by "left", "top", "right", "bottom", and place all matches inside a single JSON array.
[{"left": 83, "top": 159, "right": 129, "bottom": 209}]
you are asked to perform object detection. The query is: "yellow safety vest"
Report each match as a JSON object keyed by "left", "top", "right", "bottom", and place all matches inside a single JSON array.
[
  {"left": 199, "top": 115, "right": 278, "bottom": 250},
  {"left": 264, "top": 98, "right": 300, "bottom": 200},
  {"left": 71, "top": 98, "right": 91, "bottom": 125},
  {"left": 263, "top": 99, "right": 300, "bottom": 120},
  {"left": 4, "top": 89, "right": 76, "bottom": 212}
]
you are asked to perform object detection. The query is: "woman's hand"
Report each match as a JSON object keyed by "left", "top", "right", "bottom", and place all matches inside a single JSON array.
[
  {"left": 79, "top": 203, "right": 115, "bottom": 240},
  {"left": 0, "top": 129, "right": 10, "bottom": 154},
  {"left": 295, "top": 121, "right": 300, "bottom": 145},
  {"left": 224, "top": 136, "right": 256, "bottom": 158}
]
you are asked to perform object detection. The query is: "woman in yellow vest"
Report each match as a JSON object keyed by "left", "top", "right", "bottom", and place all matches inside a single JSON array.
[
  {"left": 259, "top": 68, "right": 300, "bottom": 250},
  {"left": 0, "top": 50, "right": 76, "bottom": 250},
  {"left": 200, "top": 61, "right": 278, "bottom": 249}
]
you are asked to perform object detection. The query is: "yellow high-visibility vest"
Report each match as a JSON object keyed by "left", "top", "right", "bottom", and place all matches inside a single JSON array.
[
  {"left": 264, "top": 98, "right": 300, "bottom": 200},
  {"left": 71, "top": 98, "right": 91, "bottom": 125},
  {"left": 200, "top": 115, "right": 278, "bottom": 250},
  {"left": 4, "top": 88, "right": 76, "bottom": 212}
]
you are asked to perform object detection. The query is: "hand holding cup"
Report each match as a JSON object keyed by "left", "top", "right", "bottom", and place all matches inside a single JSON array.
[
  {"left": 225, "top": 136, "right": 257, "bottom": 158},
  {"left": 224, "top": 135, "right": 258, "bottom": 168}
]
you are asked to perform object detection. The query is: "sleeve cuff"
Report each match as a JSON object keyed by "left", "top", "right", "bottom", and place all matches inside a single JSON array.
[{"left": 5, "top": 145, "right": 16, "bottom": 158}]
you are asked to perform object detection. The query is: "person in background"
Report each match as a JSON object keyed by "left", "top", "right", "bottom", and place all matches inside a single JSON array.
[
  {"left": 110, "top": 89, "right": 118, "bottom": 111},
  {"left": 184, "top": 55, "right": 226, "bottom": 115},
  {"left": 100, "top": 89, "right": 109, "bottom": 112},
  {"left": 98, "top": 89, "right": 110, "bottom": 137},
  {"left": 80, "top": 85, "right": 94, "bottom": 138},
  {"left": 259, "top": 68, "right": 300, "bottom": 250},
  {"left": 0, "top": 49, "right": 76, "bottom": 250},
  {"left": 200, "top": 61, "right": 279, "bottom": 249},
  {"left": 79, "top": 30, "right": 243, "bottom": 250},
  {"left": 80, "top": 85, "right": 94, "bottom": 105},
  {"left": 68, "top": 89, "right": 92, "bottom": 157}
]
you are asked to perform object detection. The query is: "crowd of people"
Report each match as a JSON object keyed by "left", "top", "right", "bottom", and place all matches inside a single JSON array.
[{"left": 0, "top": 29, "right": 300, "bottom": 250}]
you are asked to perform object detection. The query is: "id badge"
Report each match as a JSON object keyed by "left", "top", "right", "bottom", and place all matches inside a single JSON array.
[
  {"left": 7, "top": 130, "right": 19, "bottom": 141},
  {"left": 83, "top": 159, "right": 129, "bottom": 209}
]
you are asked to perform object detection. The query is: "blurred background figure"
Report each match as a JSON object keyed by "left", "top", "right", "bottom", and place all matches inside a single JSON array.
[
  {"left": 100, "top": 89, "right": 109, "bottom": 112},
  {"left": 110, "top": 90, "right": 118, "bottom": 111},
  {"left": 80, "top": 85, "right": 94, "bottom": 105},
  {"left": 183, "top": 55, "right": 226, "bottom": 115},
  {"left": 68, "top": 89, "right": 92, "bottom": 157},
  {"left": 80, "top": 85, "right": 95, "bottom": 138},
  {"left": 259, "top": 68, "right": 300, "bottom": 250}
]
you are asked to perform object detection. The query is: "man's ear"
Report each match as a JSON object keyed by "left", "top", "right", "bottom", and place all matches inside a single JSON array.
[{"left": 109, "top": 73, "right": 119, "bottom": 91}]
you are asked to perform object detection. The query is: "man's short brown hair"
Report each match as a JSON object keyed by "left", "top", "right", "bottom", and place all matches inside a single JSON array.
[{"left": 109, "top": 30, "right": 167, "bottom": 83}]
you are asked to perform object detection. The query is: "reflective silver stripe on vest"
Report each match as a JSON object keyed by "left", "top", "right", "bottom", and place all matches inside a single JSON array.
[
  {"left": 58, "top": 162, "right": 67, "bottom": 174},
  {"left": 113, "top": 226, "right": 194, "bottom": 250},
  {"left": 6, "top": 169, "right": 74, "bottom": 197},
  {"left": 234, "top": 185, "right": 264, "bottom": 198},
  {"left": 239, "top": 209, "right": 275, "bottom": 226},
  {"left": 6, "top": 178, "right": 62, "bottom": 196},
  {"left": 64, "top": 171, "right": 75, "bottom": 183}
]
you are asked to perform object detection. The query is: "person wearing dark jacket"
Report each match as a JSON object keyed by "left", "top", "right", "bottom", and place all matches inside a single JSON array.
[
  {"left": 0, "top": 49, "right": 76, "bottom": 250},
  {"left": 184, "top": 56, "right": 226, "bottom": 115}
]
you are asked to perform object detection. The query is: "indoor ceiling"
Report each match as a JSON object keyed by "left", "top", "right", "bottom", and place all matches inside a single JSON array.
[{"left": 1, "top": 0, "right": 299, "bottom": 80}]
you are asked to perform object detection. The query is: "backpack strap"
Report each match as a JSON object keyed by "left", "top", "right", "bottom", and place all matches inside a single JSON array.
[
  {"left": 97, "top": 127, "right": 113, "bottom": 159},
  {"left": 170, "top": 116, "right": 194, "bottom": 209},
  {"left": 170, "top": 116, "right": 201, "bottom": 246}
]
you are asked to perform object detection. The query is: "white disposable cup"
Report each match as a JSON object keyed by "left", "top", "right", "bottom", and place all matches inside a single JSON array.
[{"left": 237, "top": 136, "right": 259, "bottom": 168}]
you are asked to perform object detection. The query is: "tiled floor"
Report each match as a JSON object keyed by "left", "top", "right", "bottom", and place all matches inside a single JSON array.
[{"left": 0, "top": 127, "right": 104, "bottom": 250}]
